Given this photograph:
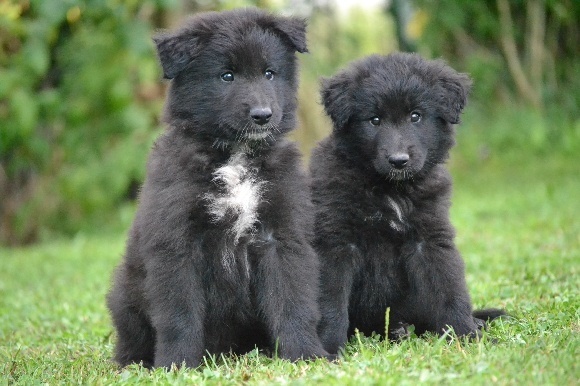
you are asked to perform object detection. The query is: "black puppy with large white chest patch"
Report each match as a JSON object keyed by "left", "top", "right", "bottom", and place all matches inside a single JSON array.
[
  {"left": 311, "top": 53, "right": 504, "bottom": 354},
  {"left": 107, "top": 8, "right": 330, "bottom": 368}
]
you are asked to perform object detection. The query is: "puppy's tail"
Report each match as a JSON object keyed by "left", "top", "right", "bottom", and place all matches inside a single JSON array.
[
  {"left": 472, "top": 308, "right": 508, "bottom": 337},
  {"left": 473, "top": 308, "right": 507, "bottom": 322}
]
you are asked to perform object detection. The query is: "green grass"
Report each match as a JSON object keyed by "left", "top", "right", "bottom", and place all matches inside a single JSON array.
[{"left": 1, "top": 146, "right": 578, "bottom": 384}]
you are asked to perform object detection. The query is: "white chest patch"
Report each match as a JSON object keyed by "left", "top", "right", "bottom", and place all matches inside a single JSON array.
[
  {"left": 205, "top": 152, "right": 265, "bottom": 244},
  {"left": 387, "top": 196, "right": 407, "bottom": 232}
]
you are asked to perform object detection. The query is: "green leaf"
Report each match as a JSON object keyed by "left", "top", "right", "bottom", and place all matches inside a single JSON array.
[
  {"left": 20, "top": 37, "right": 50, "bottom": 76},
  {"left": 10, "top": 88, "right": 39, "bottom": 139}
]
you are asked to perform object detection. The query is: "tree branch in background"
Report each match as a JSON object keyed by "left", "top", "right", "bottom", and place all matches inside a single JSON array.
[
  {"left": 526, "top": 0, "right": 545, "bottom": 94},
  {"left": 390, "top": 0, "right": 417, "bottom": 52},
  {"left": 496, "top": 0, "right": 542, "bottom": 110}
]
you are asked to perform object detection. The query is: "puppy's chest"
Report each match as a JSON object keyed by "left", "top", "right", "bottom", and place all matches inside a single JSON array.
[
  {"left": 361, "top": 192, "right": 414, "bottom": 234},
  {"left": 204, "top": 152, "right": 266, "bottom": 243}
]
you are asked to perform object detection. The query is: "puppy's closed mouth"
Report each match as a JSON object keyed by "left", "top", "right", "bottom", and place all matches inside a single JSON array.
[
  {"left": 388, "top": 169, "right": 415, "bottom": 181},
  {"left": 246, "top": 130, "right": 271, "bottom": 140},
  {"left": 244, "top": 124, "right": 281, "bottom": 141}
]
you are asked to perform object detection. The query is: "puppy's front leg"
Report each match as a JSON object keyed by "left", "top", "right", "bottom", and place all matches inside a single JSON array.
[
  {"left": 144, "top": 245, "right": 206, "bottom": 368},
  {"left": 317, "top": 245, "right": 356, "bottom": 354},
  {"left": 250, "top": 235, "right": 331, "bottom": 361}
]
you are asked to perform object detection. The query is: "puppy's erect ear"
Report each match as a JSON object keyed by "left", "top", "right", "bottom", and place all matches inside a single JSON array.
[
  {"left": 153, "top": 31, "right": 201, "bottom": 79},
  {"left": 321, "top": 74, "right": 352, "bottom": 130},
  {"left": 270, "top": 16, "right": 308, "bottom": 53},
  {"left": 437, "top": 65, "right": 472, "bottom": 124}
]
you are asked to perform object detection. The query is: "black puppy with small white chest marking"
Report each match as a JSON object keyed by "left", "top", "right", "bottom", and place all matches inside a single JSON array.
[
  {"left": 311, "top": 53, "right": 504, "bottom": 354},
  {"left": 107, "top": 8, "right": 330, "bottom": 368}
]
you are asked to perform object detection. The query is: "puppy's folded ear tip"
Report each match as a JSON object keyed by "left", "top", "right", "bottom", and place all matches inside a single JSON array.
[
  {"left": 152, "top": 31, "right": 171, "bottom": 45},
  {"left": 152, "top": 31, "right": 200, "bottom": 80},
  {"left": 319, "top": 77, "right": 331, "bottom": 93},
  {"left": 270, "top": 15, "right": 309, "bottom": 54}
]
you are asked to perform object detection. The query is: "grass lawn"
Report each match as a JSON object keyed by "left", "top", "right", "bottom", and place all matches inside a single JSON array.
[{"left": 0, "top": 147, "right": 578, "bottom": 385}]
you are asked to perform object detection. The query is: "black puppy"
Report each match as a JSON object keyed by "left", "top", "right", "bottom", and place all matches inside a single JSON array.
[
  {"left": 107, "top": 8, "right": 330, "bottom": 368},
  {"left": 311, "top": 53, "right": 504, "bottom": 354}
]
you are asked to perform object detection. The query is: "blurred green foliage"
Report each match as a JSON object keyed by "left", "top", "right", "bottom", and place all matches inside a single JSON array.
[
  {"left": 0, "top": 0, "right": 177, "bottom": 244},
  {"left": 413, "top": 0, "right": 580, "bottom": 172},
  {"left": 1, "top": 0, "right": 578, "bottom": 245},
  {"left": 416, "top": 0, "right": 579, "bottom": 108}
]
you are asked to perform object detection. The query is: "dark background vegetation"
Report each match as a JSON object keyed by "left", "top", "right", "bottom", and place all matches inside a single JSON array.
[{"left": 1, "top": 0, "right": 578, "bottom": 246}]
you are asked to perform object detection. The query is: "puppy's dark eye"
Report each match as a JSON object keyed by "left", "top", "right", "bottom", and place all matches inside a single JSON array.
[
  {"left": 370, "top": 117, "right": 381, "bottom": 126},
  {"left": 410, "top": 111, "right": 421, "bottom": 123},
  {"left": 221, "top": 72, "right": 234, "bottom": 82},
  {"left": 265, "top": 70, "right": 274, "bottom": 80}
]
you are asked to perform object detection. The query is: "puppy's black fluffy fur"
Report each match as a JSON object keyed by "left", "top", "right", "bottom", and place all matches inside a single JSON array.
[
  {"left": 107, "top": 8, "right": 329, "bottom": 368},
  {"left": 311, "top": 53, "right": 504, "bottom": 354}
]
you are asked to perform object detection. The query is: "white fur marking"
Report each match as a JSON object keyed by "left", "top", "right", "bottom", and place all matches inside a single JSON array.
[
  {"left": 221, "top": 247, "right": 236, "bottom": 276},
  {"left": 206, "top": 152, "right": 265, "bottom": 244},
  {"left": 389, "top": 220, "right": 404, "bottom": 232},
  {"left": 348, "top": 243, "right": 360, "bottom": 254},
  {"left": 241, "top": 247, "right": 250, "bottom": 278},
  {"left": 205, "top": 152, "right": 265, "bottom": 275},
  {"left": 387, "top": 196, "right": 407, "bottom": 232},
  {"left": 364, "top": 210, "right": 383, "bottom": 222},
  {"left": 416, "top": 241, "right": 425, "bottom": 255},
  {"left": 387, "top": 196, "right": 404, "bottom": 223}
]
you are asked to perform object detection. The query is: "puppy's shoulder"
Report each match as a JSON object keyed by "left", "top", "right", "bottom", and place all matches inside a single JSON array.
[
  {"left": 146, "top": 128, "right": 213, "bottom": 181},
  {"left": 309, "top": 136, "right": 363, "bottom": 206},
  {"left": 309, "top": 136, "right": 342, "bottom": 176}
]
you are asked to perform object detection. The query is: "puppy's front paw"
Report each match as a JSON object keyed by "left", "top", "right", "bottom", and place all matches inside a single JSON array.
[
  {"left": 389, "top": 321, "right": 412, "bottom": 341},
  {"left": 321, "top": 352, "right": 339, "bottom": 362},
  {"left": 440, "top": 316, "right": 481, "bottom": 339},
  {"left": 153, "top": 352, "right": 201, "bottom": 370}
]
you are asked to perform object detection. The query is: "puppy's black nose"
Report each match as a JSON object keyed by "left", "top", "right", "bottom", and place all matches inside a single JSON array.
[
  {"left": 250, "top": 107, "right": 272, "bottom": 125},
  {"left": 388, "top": 153, "right": 409, "bottom": 169}
]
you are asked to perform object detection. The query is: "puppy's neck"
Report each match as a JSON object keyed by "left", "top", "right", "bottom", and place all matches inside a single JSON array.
[{"left": 216, "top": 140, "right": 274, "bottom": 158}]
